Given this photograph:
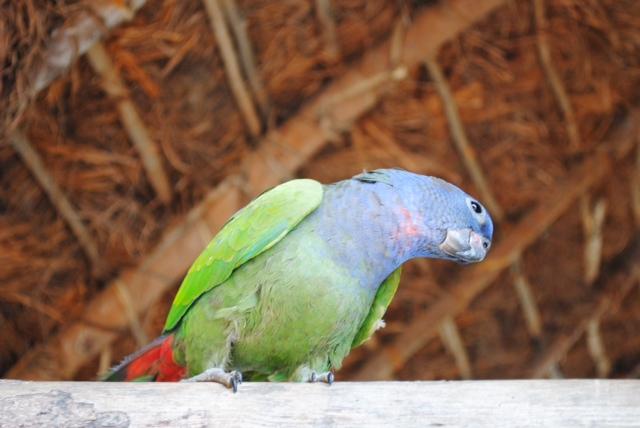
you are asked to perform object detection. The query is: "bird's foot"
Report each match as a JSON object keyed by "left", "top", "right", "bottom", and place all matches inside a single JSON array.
[
  {"left": 309, "top": 371, "right": 334, "bottom": 385},
  {"left": 181, "top": 368, "right": 243, "bottom": 392}
]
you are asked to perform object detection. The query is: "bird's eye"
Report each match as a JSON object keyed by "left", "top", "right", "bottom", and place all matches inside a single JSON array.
[{"left": 466, "top": 197, "right": 487, "bottom": 225}]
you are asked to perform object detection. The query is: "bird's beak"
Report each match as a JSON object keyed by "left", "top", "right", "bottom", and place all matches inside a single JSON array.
[{"left": 439, "top": 228, "right": 490, "bottom": 264}]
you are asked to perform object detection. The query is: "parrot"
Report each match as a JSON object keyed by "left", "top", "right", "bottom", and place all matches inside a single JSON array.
[{"left": 104, "top": 168, "right": 493, "bottom": 390}]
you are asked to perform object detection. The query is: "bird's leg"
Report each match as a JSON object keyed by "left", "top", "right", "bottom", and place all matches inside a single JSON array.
[
  {"left": 181, "top": 368, "right": 243, "bottom": 392},
  {"left": 291, "top": 365, "right": 335, "bottom": 384},
  {"left": 309, "top": 371, "right": 335, "bottom": 385}
]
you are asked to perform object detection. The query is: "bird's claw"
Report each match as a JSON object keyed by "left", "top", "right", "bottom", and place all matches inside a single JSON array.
[
  {"left": 181, "top": 368, "right": 243, "bottom": 393},
  {"left": 229, "top": 370, "right": 243, "bottom": 393},
  {"left": 309, "top": 371, "right": 334, "bottom": 385}
]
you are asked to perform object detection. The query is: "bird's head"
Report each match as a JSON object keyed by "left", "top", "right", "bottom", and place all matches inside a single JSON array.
[
  {"left": 354, "top": 169, "right": 494, "bottom": 264},
  {"left": 418, "top": 176, "right": 494, "bottom": 264},
  {"left": 384, "top": 171, "right": 494, "bottom": 264},
  {"left": 435, "top": 196, "right": 493, "bottom": 264}
]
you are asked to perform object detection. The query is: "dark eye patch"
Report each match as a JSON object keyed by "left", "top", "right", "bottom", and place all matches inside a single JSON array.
[{"left": 470, "top": 201, "right": 482, "bottom": 214}]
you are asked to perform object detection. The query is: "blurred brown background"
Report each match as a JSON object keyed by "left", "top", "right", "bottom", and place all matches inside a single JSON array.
[{"left": 1, "top": 0, "right": 640, "bottom": 382}]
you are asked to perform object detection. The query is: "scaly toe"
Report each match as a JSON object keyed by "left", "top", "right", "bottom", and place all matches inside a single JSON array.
[
  {"left": 327, "top": 372, "right": 334, "bottom": 385},
  {"left": 180, "top": 368, "right": 243, "bottom": 393},
  {"left": 309, "top": 371, "right": 334, "bottom": 384}
]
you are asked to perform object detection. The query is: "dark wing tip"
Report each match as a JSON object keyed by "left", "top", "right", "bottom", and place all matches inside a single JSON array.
[{"left": 353, "top": 169, "right": 394, "bottom": 186}]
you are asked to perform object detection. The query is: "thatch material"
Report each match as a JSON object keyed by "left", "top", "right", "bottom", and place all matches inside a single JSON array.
[
  {"left": 1, "top": 0, "right": 148, "bottom": 133},
  {"left": 1, "top": 0, "right": 640, "bottom": 382}
]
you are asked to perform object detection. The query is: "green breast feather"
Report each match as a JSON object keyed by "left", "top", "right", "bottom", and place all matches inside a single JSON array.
[
  {"left": 351, "top": 267, "right": 402, "bottom": 348},
  {"left": 163, "top": 179, "right": 324, "bottom": 332}
]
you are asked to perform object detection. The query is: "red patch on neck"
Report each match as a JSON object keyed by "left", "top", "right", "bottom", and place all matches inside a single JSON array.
[
  {"left": 401, "top": 207, "right": 421, "bottom": 235},
  {"left": 396, "top": 207, "right": 422, "bottom": 240}
]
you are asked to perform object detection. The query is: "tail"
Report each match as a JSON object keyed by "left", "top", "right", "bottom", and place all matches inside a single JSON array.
[{"left": 102, "top": 334, "right": 186, "bottom": 381}]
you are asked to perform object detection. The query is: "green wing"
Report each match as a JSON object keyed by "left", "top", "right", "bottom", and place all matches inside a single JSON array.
[
  {"left": 163, "top": 179, "right": 323, "bottom": 332},
  {"left": 351, "top": 267, "right": 402, "bottom": 348}
]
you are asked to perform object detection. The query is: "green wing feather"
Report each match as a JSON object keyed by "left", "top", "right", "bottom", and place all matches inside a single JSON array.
[
  {"left": 163, "top": 179, "right": 324, "bottom": 332},
  {"left": 351, "top": 267, "right": 402, "bottom": 348}
]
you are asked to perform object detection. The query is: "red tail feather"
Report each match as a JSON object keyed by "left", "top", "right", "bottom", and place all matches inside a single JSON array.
[{"left": 104, "top": 334, "right": 186, "bottom": 381}]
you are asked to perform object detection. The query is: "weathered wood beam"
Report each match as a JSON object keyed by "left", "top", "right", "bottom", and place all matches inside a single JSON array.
[
  {"left": 533, "top": 0, "right": 580, "bottom": 151},
  {"left": 581, "top": 197, "right": 610, "bottom": 376},
  {"left": 586, "top": 319, "right": 611, "bottom": 378},
  {"left": 632, "top": 143, "right": 640, "bottom": 226},
  {"left": 315, "top": 0, "right": 340, "bottom": 61},
  {"left": 8, "top": 0, "right": 148, "bottom": 152},
  {"left": 221, "top": 0, "right": 271, "bottom": 121},
  {"left": 7, "top": 0, "right": 509, "bottom": 381},
  {"left": 1, "top": 380, "right": 638, "bottom": 427},
  {"left": 510, "top": 259, "right": 542, "bottom": 339},
  {"left": 9, "top": 131, "right": 106, "bottom": 277},
  {"left": 202, "top": 0, "right": 262, "bottom": 137},
  {"left": 86, "top": 42, "right": 173, "bottom": 204},
  {"left": 511, "top": 260, "right": 561, "bottom": 379},
  {"left": 581, "top": 196, "right": 607, "bottom": 284},
  {"left": 361, "top": 120, "right": 421, "bottom": 172},
  {"left": 534, "top": 0, "right": 595, "bottom": 377},
  {"left": 30, "top": 0, "right": 147, "bottom": 97},
  {"left": 424, "top": 57, "right": 504, "bottom": 221},
  {"left": 528, "top": 237, "right": 640, "bottom": 378},
  {"left": 438, "top": 316, "right": 473, "bottom": 379},
  {"left": 425, "top": 55, "right": 502, "bottom": 379},
  {"left": 352, "top": 113, "right": 639, "bottom": 380},
  {"left": 314, "top": 0, "right": 507, "bottom": 133},
  {"left": 6, "top": 181, "right": 240, "bottom": 381}
]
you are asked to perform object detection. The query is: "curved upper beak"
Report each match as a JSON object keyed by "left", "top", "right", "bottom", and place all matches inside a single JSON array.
[{"left": 439, "top": 228, "right": 490, "bottom": 264}]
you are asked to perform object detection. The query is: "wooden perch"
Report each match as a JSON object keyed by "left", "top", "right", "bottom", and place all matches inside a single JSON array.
[
  {"left": 86, "top": 42, "right": 173, "bottom": 204},
  {"left": 7, "top": 0, "right": 509, "bottom": 381},
  {"left": 9, "top": 131, "right": 106, "bottom": 277},
  {"left": 425, "top": 56, "right": 504, "bottom": 221},
  {"left": 529, "top": 237, "right": 640, "bottom": 378},
  {"left": 203, "top": 0, "right": 262, "bottom": 137},
  {"left": 1, "top": 380, "right": 639, "bottom": 427},
  {"left": 30, "top": 0, "right": 147, "bottom": 96},
  {"left": 353, "top": 113, "right": 640, "bottom": 380}
]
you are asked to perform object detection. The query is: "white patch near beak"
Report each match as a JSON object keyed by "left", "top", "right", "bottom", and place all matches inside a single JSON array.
[{"left": 439, "top": 228, "right": 490, "bottom": 263}]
